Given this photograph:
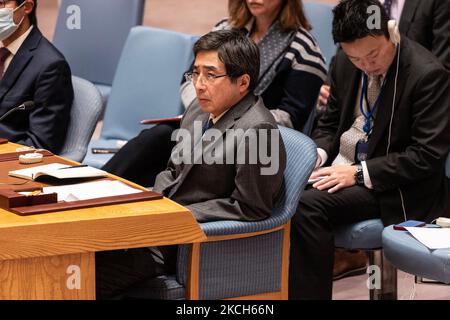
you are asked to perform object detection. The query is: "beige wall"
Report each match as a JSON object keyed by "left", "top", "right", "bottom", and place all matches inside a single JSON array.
[{"left": 37, "top": 0, "right": 340, "bottom": 40}]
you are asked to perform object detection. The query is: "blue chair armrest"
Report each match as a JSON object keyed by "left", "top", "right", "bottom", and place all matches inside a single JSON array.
[
  {"left": 200, "top": 214, "right": 289, "bottom": 236},
  {"left": 201, "top": 127, "right": 317, "bottom": 237}
]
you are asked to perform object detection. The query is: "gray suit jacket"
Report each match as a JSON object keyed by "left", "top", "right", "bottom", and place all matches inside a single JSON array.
[{"left": 153, "top": 94, "right": 286, "bottom": 223}]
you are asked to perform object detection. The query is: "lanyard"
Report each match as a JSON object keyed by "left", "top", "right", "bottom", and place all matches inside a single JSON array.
[{"left": 359, "top": 74, "right": 386, "bottom": 136}]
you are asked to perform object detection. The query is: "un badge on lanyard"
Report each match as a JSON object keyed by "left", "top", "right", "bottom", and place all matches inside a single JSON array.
[
  {"left": 354, "top": 74, "right": 385, "bottom": 164},
  {"left": 355, "top": 138, "right": 369, "bottom": 163}
]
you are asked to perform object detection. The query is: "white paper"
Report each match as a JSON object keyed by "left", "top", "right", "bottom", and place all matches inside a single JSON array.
[
  {"left": 42, "top": 180, "right": 142, "bottom": 202},
  {"left": 10, "top": 163, "right": 67, "bottom": 179},
  {"left": 9, "top": 163, "right": 107, "bottom": 180},
  {"left": 405, "top": 227, "right": 450, "bottom": 250}
]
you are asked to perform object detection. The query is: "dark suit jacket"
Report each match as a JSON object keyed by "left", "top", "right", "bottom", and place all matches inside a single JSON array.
[
  {"left": 314, "top": 38, "right": 450, "bottom": 225},
  {"left": 399, "top": 0, "right": 450, "bottom": 71},
  {"left": 153, "top": 94, "right": 287, "bottom": 223},
  {"left": 0, "top": 27, "right": 73, "bottom": 153}
]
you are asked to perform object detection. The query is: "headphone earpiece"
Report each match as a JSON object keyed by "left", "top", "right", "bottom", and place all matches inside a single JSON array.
[{"left": 387, "top": 20, "right": 401, "bottom": 45}]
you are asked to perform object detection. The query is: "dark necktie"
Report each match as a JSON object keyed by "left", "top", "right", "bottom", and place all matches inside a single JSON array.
[
  {"left": 202, "top": 118, "right": 214, "bottom": 135},
  {"left": 0, "top": 47, "right": 11, "bottom": 80},
  {"left": 383, "top": 0, "right": 394, "bottom": 18}
]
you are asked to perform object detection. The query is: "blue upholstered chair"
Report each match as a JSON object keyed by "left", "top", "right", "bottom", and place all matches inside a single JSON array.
[
  {"left": 382, "top": 153, "right": 450, "bottom": 285},
  {"left": 53, "top": 0, "right": 145, "bottom": 103},
  {"left": 83, "top": 26, "right": 197, "bottom": 168},
  {"left": 59, "top": 76, "right": 104, "bottom": 162},
  {"left": 303, "top": 2, "right": 337, "bottom": 69},
  {"left": 334, "top": 218, "right": 394, "bottom": 300},
  {"left": 334, "top": 154, "right": 450, "bottom": 299},
  {"left": 124, "top": 126, "right": 317, "bottom": 300}
]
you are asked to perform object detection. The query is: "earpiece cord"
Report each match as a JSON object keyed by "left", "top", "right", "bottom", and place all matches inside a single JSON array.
[
  {"left": 387, "top": 43, "right": 400, "bottom": 155},
  {"left": 386, "top": 43, "right": 407, "bottom": 222}
]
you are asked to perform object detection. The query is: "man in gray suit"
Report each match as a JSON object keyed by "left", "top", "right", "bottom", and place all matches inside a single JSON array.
[
  {"left": 96, "top": 29, "right": 286, "bottom": 299},
  {"left": 154, "top": 31, "right": 286, "bottom": 223}
]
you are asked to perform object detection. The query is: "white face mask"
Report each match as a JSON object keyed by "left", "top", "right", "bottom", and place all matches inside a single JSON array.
[{"left": 0, "top": 1, "right": 26, "bottom": 42}]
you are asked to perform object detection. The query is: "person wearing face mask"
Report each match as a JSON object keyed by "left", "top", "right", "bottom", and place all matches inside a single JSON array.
[
  {"left": 101, "top": 0, "right": 326, "bottom": 187},
  {"left": 0, "top": 0, "right": 73, "bottom": 153}
]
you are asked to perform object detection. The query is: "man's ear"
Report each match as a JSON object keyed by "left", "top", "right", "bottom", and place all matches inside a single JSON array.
[
  {"left": 238, "top": 74, "right": 251, "bottom": 94},
  {"left": 24, "top": 0, "right": 34, "bottom": 15}
]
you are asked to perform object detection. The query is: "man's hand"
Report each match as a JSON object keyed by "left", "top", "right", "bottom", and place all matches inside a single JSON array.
[
  {"left": 318, "top": 85, "right": 330, "bottom": 106},
  {"left": 311, "top": 165, "right": 357, "bottom": 193}
]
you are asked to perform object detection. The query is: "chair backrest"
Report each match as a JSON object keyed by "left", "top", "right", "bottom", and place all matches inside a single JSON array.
[
  {"left": 200, "top": 126, "right": 317, "bottom": 236},
  {"left": 273, "top": 126, "right": 317, "bottom": 222},
  {"left": 176, "top": 126, "right": 318, "bottom": 300},
  {"left": 304, "top": 2, "right": 337, "bottom": 69},
  {"left": 53, "top": 0, "right": 145, "bottom": 86},
  {"left": 100, "top": 26, "right": 197, "bottom": 141},
  {"left": 59, "top": 76, "right": 104, "bottom": 162}
]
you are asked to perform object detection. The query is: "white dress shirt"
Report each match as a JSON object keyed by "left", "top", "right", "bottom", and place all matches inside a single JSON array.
[{"left": 0, "top": 25, "right": 33, "bottom": 76}]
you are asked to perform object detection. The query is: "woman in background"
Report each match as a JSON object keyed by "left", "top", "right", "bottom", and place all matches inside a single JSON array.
[{"left": 103, "top": 0, "right": 327, "bottom": 187}]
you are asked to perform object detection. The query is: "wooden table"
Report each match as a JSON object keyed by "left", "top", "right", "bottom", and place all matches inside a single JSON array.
[{"left": 0, "top": 143, "right": 206, "bottom": 300}]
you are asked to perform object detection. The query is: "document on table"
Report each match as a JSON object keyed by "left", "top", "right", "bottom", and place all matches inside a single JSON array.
[
  {"left": 38, "top": 180, "right": 142, "bottom": 202},
  {"left": 405, "top": 227, "right": 450, "bottom": 250},
  {"left": 9, "top": 163, "right": 107, "bottom": 180}
]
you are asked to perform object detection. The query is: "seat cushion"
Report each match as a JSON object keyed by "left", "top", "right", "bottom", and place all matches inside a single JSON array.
[
  {"left": 382, "top": 226, "right": 450, "bottom": 284},
  {"left": 124, "top": 275, "right": 185, "bottom": 300},
  {"left": 334, "top": 219, "right": 384, "bottom": 249}
]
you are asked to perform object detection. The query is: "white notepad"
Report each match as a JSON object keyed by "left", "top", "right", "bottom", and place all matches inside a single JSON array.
[{"left": 9, "top": 163, "right": 108, "bottom": 181}]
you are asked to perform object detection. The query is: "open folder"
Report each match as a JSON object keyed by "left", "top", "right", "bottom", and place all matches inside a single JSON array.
[{"left": 9, "top": 163, "right": 108, "bottom": 181}]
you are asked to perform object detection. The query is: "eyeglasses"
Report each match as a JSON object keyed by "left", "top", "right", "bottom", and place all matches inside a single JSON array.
[
  {"left": 0, "top": 0, "right": 15, "bottom": 9},
  {"left": 184, "top": 71, "right": 228, "bottom": 85}
]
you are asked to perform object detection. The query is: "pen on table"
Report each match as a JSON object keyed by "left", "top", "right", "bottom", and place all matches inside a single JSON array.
[
  {"left": 58, "top": 165, "right": 88, "bottom": 170},
  {"left": 29, "top": 189, "right": 42, "bottom": 196},
  {"left": 91, "top": 148, "right": 120, "bottom": 154}
]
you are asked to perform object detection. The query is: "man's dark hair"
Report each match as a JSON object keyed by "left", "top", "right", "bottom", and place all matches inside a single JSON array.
[
  {"left": 193, "top": 29, "right": 260, "bottom": 92},
  {"left": 16, "top": 0, "right": 37, "bottom": 26},
  {"left": 332, "top": 0, "right": 390, "bottom": 44}
]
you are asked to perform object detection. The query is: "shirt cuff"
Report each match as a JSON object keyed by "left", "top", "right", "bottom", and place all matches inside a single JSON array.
[
  {"left": 361, "top": 161, "right": 374, "bottom": 189},
  {"left": 317, "top": 148, "right": 328, "bottom": 168}
]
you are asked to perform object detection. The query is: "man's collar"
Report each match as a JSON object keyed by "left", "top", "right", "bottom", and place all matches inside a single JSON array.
[
  {"left": 1, "top": 25, "right": 34, "bottom": 55},
  {"left": 208, "top": 93, "right": 256, "bottom": 126},
  {"left": 209, "top": 110, "right": 228, "bottom": 124}
]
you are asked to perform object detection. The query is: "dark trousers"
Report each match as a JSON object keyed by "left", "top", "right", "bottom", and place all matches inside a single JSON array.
[
  {"left": 95, "top": 246, "right": 178, "bottom": 300},
  {"left": 102, "top": 122, "right": 179, "bottom": 187},
  {"left": 288, "top": 186, "right": 380, "bottom": 300}
]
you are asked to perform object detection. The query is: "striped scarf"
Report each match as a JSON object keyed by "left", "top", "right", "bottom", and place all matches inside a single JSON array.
[{"left": 213, "top": 19, "right": 296, "bottom": 96}]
